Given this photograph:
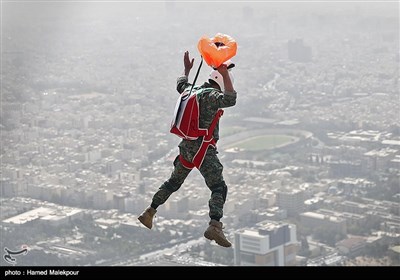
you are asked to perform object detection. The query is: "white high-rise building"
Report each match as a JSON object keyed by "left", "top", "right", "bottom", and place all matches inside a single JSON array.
[
  {"left": 234, "top": 220, "right": 299, "bottom": 266},
  {"left": 276, "top": 189, "right": 305, "bottom": 216}
]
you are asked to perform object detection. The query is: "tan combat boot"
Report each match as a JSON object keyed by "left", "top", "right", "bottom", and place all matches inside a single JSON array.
[
  {"left": 138, "top": 207, "right": 157, "bottom": 229},
  {"left": 204, "top": 220, "right": 232, "bottom": 248}
]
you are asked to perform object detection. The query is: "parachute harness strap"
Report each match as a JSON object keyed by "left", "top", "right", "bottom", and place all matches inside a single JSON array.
[
  {"left": 189, "top": 56, "right": 203, "bottom": 95},
  {"left": 179, "top": 109, "right": 224, "bottom": 170}
]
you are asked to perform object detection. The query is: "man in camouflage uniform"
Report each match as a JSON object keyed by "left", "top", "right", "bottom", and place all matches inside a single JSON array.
[{"left": 138, "top": 51, "right": 237, "bottom": 247}]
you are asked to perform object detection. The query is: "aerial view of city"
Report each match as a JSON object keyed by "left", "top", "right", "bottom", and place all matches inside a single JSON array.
[{"left": 1, "top": 0, "right": 399, "bottom": 267}]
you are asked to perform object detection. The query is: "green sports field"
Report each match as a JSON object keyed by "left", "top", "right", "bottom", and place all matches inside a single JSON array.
[
  {"left": 227, "top": 135, "right": 297, "bottom": 151},
  {"left": 220, "top": 126, "right": 247, "bottom": 137}
]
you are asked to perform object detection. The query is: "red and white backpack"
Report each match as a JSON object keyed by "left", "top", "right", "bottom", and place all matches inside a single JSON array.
[{"left": 170, "top": 87, "right": 208, "bottom": 140}]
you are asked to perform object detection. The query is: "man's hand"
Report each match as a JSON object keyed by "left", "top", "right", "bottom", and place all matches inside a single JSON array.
[
  {"left": 217, "top": 63, "right": 234, "bottom": 92},
  {"left": 184, "top": 51, "right": 194, "bottom": 77},
  {"left": 216, "top": 64, "right": 229, "bottom": 77}
]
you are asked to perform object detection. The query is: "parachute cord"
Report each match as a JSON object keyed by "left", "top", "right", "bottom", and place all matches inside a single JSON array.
[{"left": 189, "top": 56, "right": 203, "bottom": 95}]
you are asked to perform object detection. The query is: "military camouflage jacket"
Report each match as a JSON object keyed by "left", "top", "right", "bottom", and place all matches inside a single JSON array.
[{"left": 176, "top": 75, "right": 237, "bottom": 143}]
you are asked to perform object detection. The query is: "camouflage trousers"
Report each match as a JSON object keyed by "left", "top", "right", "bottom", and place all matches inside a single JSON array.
[{"left": 151, "top": 139, "right": 228, "bottom": 221}]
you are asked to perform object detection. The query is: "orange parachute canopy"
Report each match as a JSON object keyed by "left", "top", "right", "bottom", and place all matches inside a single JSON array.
[{"left": 197, "top": 33, "right": 237, "bottom": 69}]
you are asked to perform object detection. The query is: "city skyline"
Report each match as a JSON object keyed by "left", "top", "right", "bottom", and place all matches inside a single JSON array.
[{"left": 1, "top": 0, "right": 399, "bottom": 267}]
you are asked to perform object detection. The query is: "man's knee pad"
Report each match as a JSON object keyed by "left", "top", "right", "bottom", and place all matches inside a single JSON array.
[{"left": 210, "top": 181, "right": 228, "bottom": 202}]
